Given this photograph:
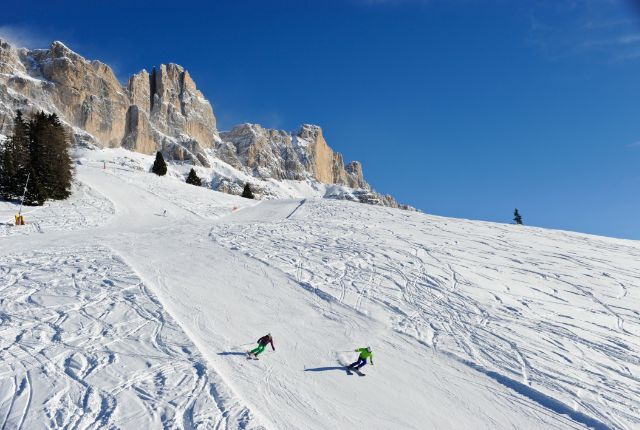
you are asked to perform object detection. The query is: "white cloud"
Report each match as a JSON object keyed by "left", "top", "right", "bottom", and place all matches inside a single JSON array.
[{"left": 627, "top": 141, "right": 640, "bottom": 148}]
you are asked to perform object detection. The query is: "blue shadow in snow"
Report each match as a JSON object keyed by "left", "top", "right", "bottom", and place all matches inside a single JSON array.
[
  {"left": 459, "top": 358, "right": 611, "bottom": 430},
  {"left": 304, "top": 366, "right": 346, "bottom": 372}
]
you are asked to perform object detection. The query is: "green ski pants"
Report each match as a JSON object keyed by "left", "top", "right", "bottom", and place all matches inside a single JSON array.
[{"left": 251, "top": 344, "right": 266, "bottom": 356}]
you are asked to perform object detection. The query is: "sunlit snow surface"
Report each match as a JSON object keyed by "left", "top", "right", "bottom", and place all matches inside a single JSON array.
[
  {"left": 0, "top": 149, "right": 638, "bottom": 429},
  {"left": 213, "top": 200, "right": 640, "bottom": 429},
  {"left": 0, "top": 181, "right": 114, "bottom": 236},
  {"left": 0, "top": 247, "right": 260, "bottom": 429}
]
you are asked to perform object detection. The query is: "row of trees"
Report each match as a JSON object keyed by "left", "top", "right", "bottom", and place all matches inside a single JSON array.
[
  {"left": 0, "top": 111, "right": 73, "bottom": 206},
  {"left": 151, "top": 151, "right": 255, "bottom": 199}
]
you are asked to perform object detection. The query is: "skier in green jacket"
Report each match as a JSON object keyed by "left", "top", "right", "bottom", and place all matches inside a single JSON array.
[{"left": 347, "top": 347, "right": 373, "bottom": 370}]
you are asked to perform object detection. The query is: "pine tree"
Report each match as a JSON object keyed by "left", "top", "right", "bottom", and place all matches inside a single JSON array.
[
  {"left": 43, "top": 113, "right": 73, "bottom": 200},
  {"left": 241, "top": 183, "right": 254, "bottom": 199},
  {"left": 151, "top": 151, "right": 167, "bottom": 176},
  {"left": 513, "top": 208, "right": 523, "bottom": 225},
  {"left": 0, "top": 111, "right": 30, "bottom": 200},
  {"left": 185, "top": 168, "right": 202, "bottom": 186},
  {"left": 23, "top": 112, "right": 73, "bottom": 205},
  {"left": 0, "top": 110, "right": 73, "bottom": 205}
]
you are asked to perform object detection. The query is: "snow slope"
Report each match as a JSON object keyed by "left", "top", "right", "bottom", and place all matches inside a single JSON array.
[
  {"left": 0, "top": 154, "right": 639, "bottom": 429},
  {"left": 73, "top": 147, "right": 399, "bottom": 206}
]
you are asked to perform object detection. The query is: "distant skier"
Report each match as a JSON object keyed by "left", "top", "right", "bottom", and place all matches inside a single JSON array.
[
  {"left": 248, "top": 333, "right": 275, "bottom": 358},
  {"left": 162, "top": 209, "right": 167, "bottom": 217},
  {"left": 347, "top": 347, "right": 374, "bottom": 370}
]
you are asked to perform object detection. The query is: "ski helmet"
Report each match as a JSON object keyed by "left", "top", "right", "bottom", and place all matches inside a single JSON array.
[{"left": 366, "top": 346, "right": 371, "bottom": 352}]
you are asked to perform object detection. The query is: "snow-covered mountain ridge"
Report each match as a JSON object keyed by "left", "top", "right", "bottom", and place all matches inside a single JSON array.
[
  {"left": 0, "top": 155, "right": 638, "bottom": 429},
  {"left": 0, "top": 39, "right": 406, "bottom": 208}
]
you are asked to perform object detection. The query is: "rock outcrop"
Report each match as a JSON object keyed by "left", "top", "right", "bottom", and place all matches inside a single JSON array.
[
  {"left": 218, "top": 124, "right": 367, "bottom": 189},
  {"left": 0, "top": 40, "right": 218, "bottom": 165},
  {"left": 0, "top": 39, "right": 404, "bottom": 208}
]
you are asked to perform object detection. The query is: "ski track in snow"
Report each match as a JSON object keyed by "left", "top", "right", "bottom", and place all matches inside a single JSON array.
[
  {"left": 99, "top": 160, "right": 247, "bottom": 220},
  {"left": 0, "top": 152, "right": 639, "bottom": 429},
  {"left": 211, "top": 199, "right": 640, "bottom": 430},
  {"left": 0, "top": 247, "right": 263, "bottom": 429}
]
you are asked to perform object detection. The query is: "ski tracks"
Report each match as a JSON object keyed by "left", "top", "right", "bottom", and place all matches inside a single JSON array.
[
  {"left": 210, "top": 198, "right": 640, "bottom": 430},
  {"left": 0, "top": 247, "right": 263, "bottom": 429}
]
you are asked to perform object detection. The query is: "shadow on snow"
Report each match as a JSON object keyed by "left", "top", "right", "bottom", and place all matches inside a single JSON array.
[
  {"left": 304, "top": 366, "right": 346, "bottom": 372},
  {"left": 451, "top": 354, "right": 612, "bottom": 430}
]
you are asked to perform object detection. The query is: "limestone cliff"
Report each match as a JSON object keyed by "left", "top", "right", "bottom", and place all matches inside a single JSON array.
[
  {"left": 0, "top": 40, "right": 218, "bottom": 166},
  {"left": 218, "top": 124, "right": 367, "bottom": 189},
  {"left": 0, "top": 39, "right": 403, "bottom": 208}
]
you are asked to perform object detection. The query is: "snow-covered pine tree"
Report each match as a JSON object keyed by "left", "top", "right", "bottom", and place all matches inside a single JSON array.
[
  {"left": 513, "top": 208, "right": 523, "bottom": 225},
  {"left": 151, "top": 151, "right": 167, "bottom": 176},
  {"left": 186, "top": 168, "right": 201, "bottom": 186},
  {"left": 242, "top": 183, "right": 254, "bottom": 199}
]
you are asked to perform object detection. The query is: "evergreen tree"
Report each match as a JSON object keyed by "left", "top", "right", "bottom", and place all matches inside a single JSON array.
[
  {"left": 513, "top": 208, "right": 523, "bottom": 225},
  {"left": 185, "top": 168, "right": 202, "bottom": 186},
  {"left": 0, "top": 111, "right": 30, "bottom": 200},
  {"left": 151, "top": 151, "right": 167, "bottom": 176},
  {"left": 0, "top": 110, "right": 73, "bottom": 205},
  {"left": 42, "top": 113, "right": 73, "bottom": 200},
  {"left": 241, "top": 183, "right": 254, "bottom": 199},
  {"left": 25, "top": 112, "right": 73, "bottom": 205}
]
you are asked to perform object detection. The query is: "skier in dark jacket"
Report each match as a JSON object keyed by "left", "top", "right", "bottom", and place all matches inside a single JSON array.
[{"left": 249, "top": 333, "right": 275, "bottom": 357}]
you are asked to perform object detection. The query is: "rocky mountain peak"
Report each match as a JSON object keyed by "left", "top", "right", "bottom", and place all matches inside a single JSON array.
[
  {"left": 0, "top": 39, "right": 22, "bottom": 74},
  {"left": 48, "top": 40, "right": 79, "bottom": 59},
  {"left": 0, "top": 39, "right": 405, "bottom": 209}
]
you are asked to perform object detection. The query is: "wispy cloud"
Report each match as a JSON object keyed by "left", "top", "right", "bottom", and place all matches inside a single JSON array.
[
  {"left": 580, "top": 33, "right": 640, "bottom": 48},
  {"left": 582, "top": 18, "right": 633, "bottom": 30},
  {"left": 351, "top": 0, "right": 431, "bottom": 6},
  {"left": 627, "top": 141, "right": 640, "bottom": 148},
  {"left": 527, "top": 0, "right": 640, "bottom": 63},
  {"left": 0, "top": 24, "right": 50, "bottom": 49}
]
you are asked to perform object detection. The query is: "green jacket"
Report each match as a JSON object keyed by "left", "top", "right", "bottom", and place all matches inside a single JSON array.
[{"left": 356, "top": 348, "right": 373, "bottom": 364}]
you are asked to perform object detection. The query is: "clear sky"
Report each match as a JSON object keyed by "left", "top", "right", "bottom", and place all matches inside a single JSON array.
[{"left": 1, "top": 0, "right": 639, "bottom": 239}]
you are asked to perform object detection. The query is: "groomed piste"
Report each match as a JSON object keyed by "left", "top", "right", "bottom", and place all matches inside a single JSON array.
[{"left": 0, "top": 148, "right": 638, "bottom": 429}]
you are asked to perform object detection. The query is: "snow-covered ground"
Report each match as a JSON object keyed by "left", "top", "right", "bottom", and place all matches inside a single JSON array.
[
  {"left": 71, "top": 147, "right": 382, "bottom": 204},
  {"left": 0, "top": 181, "right": 114, "bottom": 236},
  {"left": 0, "top": 150, "right": 638, "bottom": 429},
  {"left": 0, "top": 247, "right": 259, "bottom": 429}
]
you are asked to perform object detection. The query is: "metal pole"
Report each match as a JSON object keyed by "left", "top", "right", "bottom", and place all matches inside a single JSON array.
[{"left": 18, "top": 172, "right": 30, "bottom": 216}]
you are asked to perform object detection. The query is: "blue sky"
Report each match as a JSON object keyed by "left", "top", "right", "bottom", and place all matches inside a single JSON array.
[{"left": 1, "top": 0, "right": 639, "bottom": 239}]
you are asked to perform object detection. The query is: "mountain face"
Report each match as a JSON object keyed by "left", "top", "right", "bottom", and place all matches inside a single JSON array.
[
  {"left": 0, "top": 40, "right": 218, "bottom": 164},
  {"left": 0, "top": 39, "right": 404, "bottom": 208},
  {"left": 217, "top": 124, "right": 367, "bottom": 189}
]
